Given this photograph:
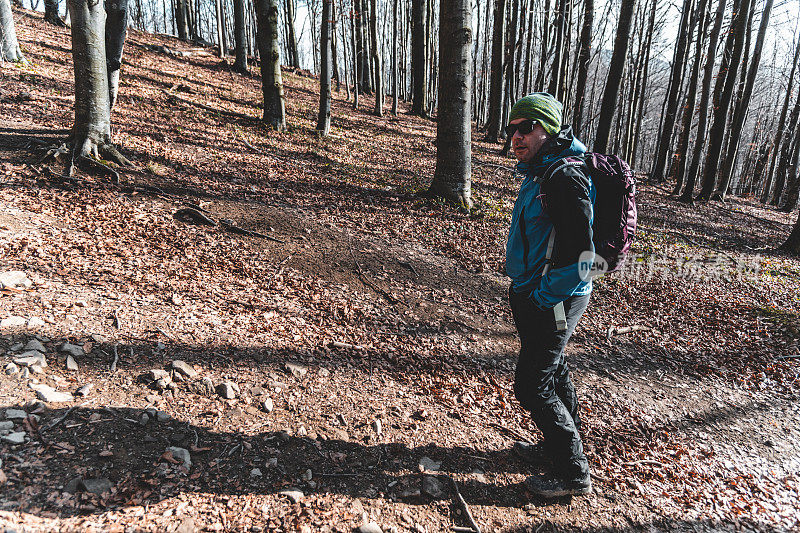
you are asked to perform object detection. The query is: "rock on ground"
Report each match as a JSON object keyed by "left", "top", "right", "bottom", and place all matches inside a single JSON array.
[
  {"left": 31, "top": 384, "right": 74, "bottom": 403},
  {"left": 0, "top": 271, "right": 33, "bottom": 289}
]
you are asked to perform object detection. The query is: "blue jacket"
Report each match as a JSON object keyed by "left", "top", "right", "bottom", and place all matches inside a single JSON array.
[{"left": 506, "top": 127, "right": 596, "bottom": 309}]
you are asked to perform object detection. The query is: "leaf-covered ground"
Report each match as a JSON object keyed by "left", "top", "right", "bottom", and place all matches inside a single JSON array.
[{"left": 1, "top": 9, "right": 799, "bottom": 532}]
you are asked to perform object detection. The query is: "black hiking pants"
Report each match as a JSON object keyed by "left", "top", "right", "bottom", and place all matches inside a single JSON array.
[{"left": 509, "top": 287, "right": 590, "bottom": 480}]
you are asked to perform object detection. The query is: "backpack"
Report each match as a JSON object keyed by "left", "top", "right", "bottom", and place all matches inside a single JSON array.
[{"left": 541, "top": 153, "right": 637, "bottom": 273}]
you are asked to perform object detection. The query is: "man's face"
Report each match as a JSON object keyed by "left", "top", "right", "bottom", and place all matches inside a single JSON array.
[{"left": 509, "top": 118, "right": 550, "bottom": 163}]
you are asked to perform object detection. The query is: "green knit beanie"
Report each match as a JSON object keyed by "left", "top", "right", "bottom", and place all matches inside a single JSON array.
[{"left": 508, "top": 92, "right": 563, "bottom": 137}]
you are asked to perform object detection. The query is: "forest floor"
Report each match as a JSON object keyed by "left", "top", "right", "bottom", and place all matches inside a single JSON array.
[{"left": 2, "top": 9, "right": 800, "bottom": 533}]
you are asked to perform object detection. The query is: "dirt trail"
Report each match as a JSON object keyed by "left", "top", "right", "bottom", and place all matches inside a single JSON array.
[{"left": 1, "top": 9, "right": 799, "bottom": 532}]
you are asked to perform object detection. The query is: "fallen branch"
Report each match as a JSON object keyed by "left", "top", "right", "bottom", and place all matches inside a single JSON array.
[
  {"left": 110, "top": 345, "right": 119, "bottom": 372},
  {"left": 219, "top": 218, "right": 285, "bottom": 242},
  {"left": 174, "top": 207, "right": 217, "bottom": 226},
  {"left": 41, "top": 400, "right": 94, "bottom": 432},
  {"left": 450, "top": 477, "right": 481, "bottom": 533},
  {"left": 623, "top": 459, "right": 664, "bottom": 468},
  {"left": 607, "top": 325, "right": 651, "bottom": 339}
]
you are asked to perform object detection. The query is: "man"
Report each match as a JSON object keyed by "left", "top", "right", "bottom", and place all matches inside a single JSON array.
[{"left": 505, "top": 92, "right": 595, "bottom": 498}]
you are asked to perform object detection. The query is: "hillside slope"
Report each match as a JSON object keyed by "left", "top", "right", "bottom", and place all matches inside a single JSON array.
[{"left": 1, "top": 9, "right": 799, "bottom": 532}]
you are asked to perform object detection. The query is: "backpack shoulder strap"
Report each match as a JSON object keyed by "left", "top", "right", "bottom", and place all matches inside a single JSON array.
[{"left": 538, "top": 156, "right": 586, "bottom": 184}]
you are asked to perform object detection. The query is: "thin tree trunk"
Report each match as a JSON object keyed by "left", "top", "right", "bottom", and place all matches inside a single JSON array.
[
  {"left": 317, "top": 0, "right": 332, "bottom": 134},
  {"left": 485, "top": 0, "right": 506, "bottom": 141},
  {"left": 428, "top": 0, "right": 473, "bottom": 208},
  {"left": 369, "top": 0, "right": 383, "bottom": 115},
  {"left": 696, "top": 0, "right": 753, "bottom": 201},
  {"left": 393, "top": 0, "right": 399, "bottom": 114},
  {"left": 776, "top": 92, "right": 800, "bottom": 209},
  {"left": 714, "top": 0, "right": 772, "bottom": 201},
  {"left": 547, "top": 0, "right": 565, "bottom": 97},
  {"left": 176, "top": 0, "right": 189, "bottom": 39},
  {"left": 44, "top": 0, "right": 65, "bottom": 25},
  {"left": 255, "top": 0, "right": 286, "bottom": 129},
  {"left": 765, "top": 35, "right": 800, "bottom": 203},
  {"left": 1, "top": 0, "right": 27, "bottom": 62},
  {"left": 571, "top": 0, "right": 592, "bottom": 136},
  {"left": 680, "top": 0, "right": 726, "bottom": 202},
  {"left": 593, "top": 0, "right": 636, "bottom": 154},
  {"left": 534, "top": 0, "right": 550, "bottom": 91},
  {"left": 672, "top": 0, "right": 708, "bottom": 195},
  {"left": 233, "top": 0, "right": 248, "bottom": 71},
  {"left": 284, "top": 0, "right": 300, "bottom": 67},
  {"left": 650, "top": 0, "right": 694, "bottom": 181},
  {"left": 781, "top": 132, "right": 800, "bottom": 212},
  {"left": 411, "top": 0, "right": 427, "bottom": 114}
]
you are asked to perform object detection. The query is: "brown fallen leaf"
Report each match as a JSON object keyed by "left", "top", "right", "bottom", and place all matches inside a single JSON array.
[{"left": 160, "top": 450, "right": 181, "bottom": 464}]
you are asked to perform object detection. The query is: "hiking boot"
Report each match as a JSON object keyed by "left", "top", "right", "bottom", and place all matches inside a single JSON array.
[
  {"left": 524, "top": 473, "right": 592, "bottom": 498},
  {"left": 513, "top": 440, "right": 547, "bottom": 463}
]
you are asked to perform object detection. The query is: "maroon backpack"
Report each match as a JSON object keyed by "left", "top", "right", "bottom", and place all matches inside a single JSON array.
[{"left": 542, "top": 153, "right": 637, "bottom": 273}]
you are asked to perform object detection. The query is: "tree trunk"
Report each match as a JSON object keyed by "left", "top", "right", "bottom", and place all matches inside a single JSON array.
[
  {"left": 1, "top": 0, "right": 27, "bottom": 63},
  {"left": 713, "top": 0, "right": 772, "bottom": 201},
  {"left": 176, "top": 0, "right": 189, "bottom": 39},
  {"left": 392, "top": 0, "right": 398, "bottom": 114},
  {"left": 485, "top": 0, "right": 506, "bottom": 142},
  {"left": 629, "top": 0, "right": 657, "bottom": 168},
  {"left": 411, "top": 0, "right": 428, "bottom": 115},
  {"left": 593, "top": 0, "right": 635, "bottom": 154},
  {"left": 780, "top": 185, "right": 800, "bottom": 253},
  {"left": 765, "top": 36, "right": 800, "bottom": 203},
  {"left": 428, "top": 0, "right": 473, "bottom": 208},
  {"left": 232, "top": 0, "right": 248, "bottom": 72},
  {"left": 105, "top": 0, "right": 128, "bottom": 111},
  {"left": 571, "top": 0, "right": 592, "bottom": 136},
  {"left": 67, "top": 0, "right": 129, "bottom": 163},
  {"left": 547, "top": 0, "right": 565, "bottom": 98},
  {"left": 680, "top": 0, "right": 726, "bottom": 202},
  {"left": 255, "top": 0, "right": 286, "bottom": 129},
  {"left": 696, "top": 0, "right": 752, "bottom": 201},
  {"left": 649, "top": 0, "right": 694, "bottom": 181},
  {"left": 44, "top": 0, "right": 65, "bottom": 25},
  {"left": 215, "top": 0, "right": 226, "bottom": 57},
  {"left": 317, "top": 0, "right": 332, "bottom": 135},
  {"left": 672, "top": 0, "right": 707, "bottom": 195},
  {"left": 777, "top": 101, "right": 800, "bottom": 207},
  {"left": 534, "top": 0, "right": 550, "bottom": 92},
  {"left": 351, "top": 3, "right": 359, "bottom": 107},
  {"left": 780, "top": 132, "right": 800, "bottom": 212},
  {"left": 284, "top": 0, "right": 300, "bottom": 67},
  {"left": 369, "top": 0, "right": 383, "bottom": 115}
]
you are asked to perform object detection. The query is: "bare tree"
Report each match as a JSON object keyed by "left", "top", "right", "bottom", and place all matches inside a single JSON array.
[
  {"left": 411, "top": 0, "right": 428, "bottom": 115},
  {"left": 317, "top": 0, "right": 332, "bottom": 135},
  {"left": 428, "top": 0, "right": 473, "bottom": 208},
  {"left": 484, "top": 0, "right": 505, "bottom": 142},
  {"left": 764, "top": 36, "right": 800, "bottom": 204},
  {"left": 369, "top": 0, "right": 383, "bottom": 115},
  {"left": 255, "top": 0, "right": 286, "bottom": 129},
  {"left": 696, "top": 0, "right": 753, "bottom": 201},
  {"left": 284, "top": 0, "right": 300, "bottom": 67},
  {"left": 712, "top": 0, "right": 772, "bottom": 201},
  {"left": 1, "top": 0, "right": 27, "bottom": 63},
  {"left": 650, "top": 0, "right": 694, "bottom": 181},
  {"left": 44, "top": 0, "right": 65, "bottom": 25},
  {"left": 572, "top": 0, "right": 593, "bottom": 136},
  {"left": 593, "top": 0, "right": 636, "bottom": 153},
  {"left": 233, "top": 0, "right": 248, "bottom": 72}
]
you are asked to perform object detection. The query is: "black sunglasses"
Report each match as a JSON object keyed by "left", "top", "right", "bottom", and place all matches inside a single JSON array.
[{"left": 505, "top": 119, "right": 539, "bottom": 137}]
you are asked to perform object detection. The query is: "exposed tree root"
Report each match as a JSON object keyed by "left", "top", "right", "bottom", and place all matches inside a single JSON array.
[{"left": 33, "top": 134, "right": 131, "bottom": 183}]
